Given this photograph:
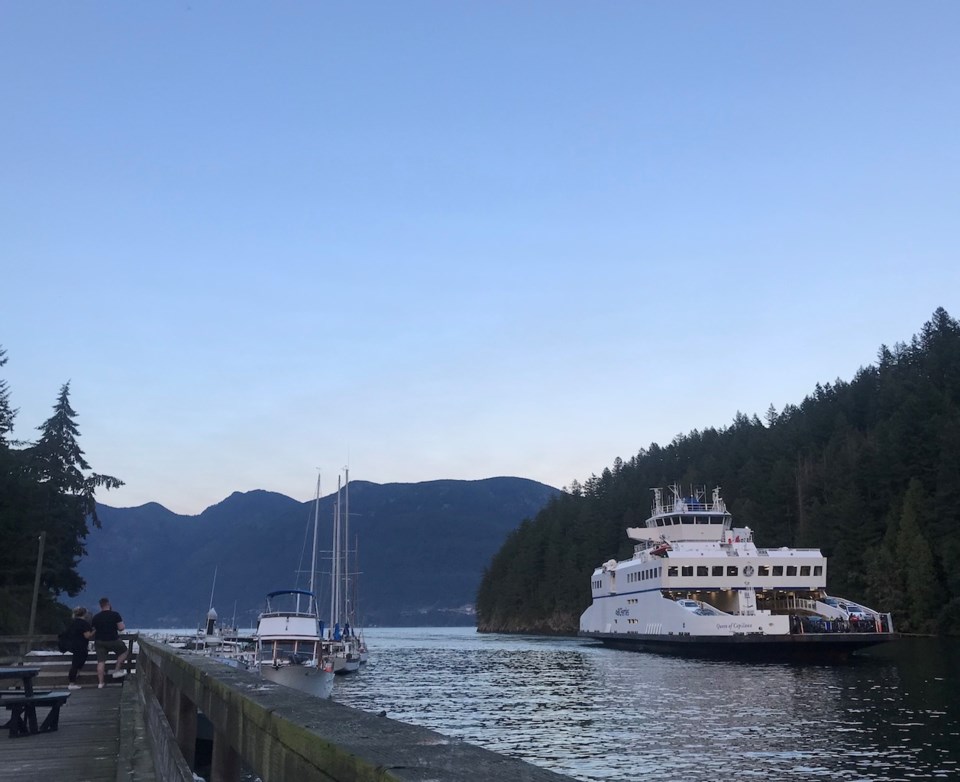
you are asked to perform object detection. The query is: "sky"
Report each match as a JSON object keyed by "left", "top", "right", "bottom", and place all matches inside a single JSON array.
[{"left": 2, "top": 3, "right": 958, "bottom": 515}]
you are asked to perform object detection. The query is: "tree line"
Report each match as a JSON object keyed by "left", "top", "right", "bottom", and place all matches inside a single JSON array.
[
  {"left": 0, "top": 347, "right": 122, "bottom": 634},
  {"left": 476, "top": 308, "right": 960, "bottom": 636}
]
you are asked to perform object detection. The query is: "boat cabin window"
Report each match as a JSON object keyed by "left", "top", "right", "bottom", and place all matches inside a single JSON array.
[
  {"left": 814, "top": 565, "right": 823, "bottom": 576},
  {"left": 758, "top": 565, "right": 770, "bottom": 577},
  {"left": 786, "top": 565, "right": 797, "bottom": 577},
  {"left": 727, "top": 566, "right": 738, "bottom": 576},
  {"left": 697, "top": 566, "right": 708, "bottom": 576},
  {"left": 656, "top": 519, "right": 665, "bottom": 527},
  {"left": 681, "top": 566, "right": 693, "bottom": 576},
  {"left": 276, "top": 641, "right": 295, "bottom": 656},
  {"left": 695, "top": 516, "right": 708, "bottom": 525},
  {"left": 712, "top": 566, "right": 724, "bottom": 576},
  {"left": 772, "top": 565, "right": 784, "bottom": 576},
  {"left": 668, "top": 566, "right": 679, "bottom": 577},
  {"left": 800, "top": 566, "right": 811, "bottom": 576}
]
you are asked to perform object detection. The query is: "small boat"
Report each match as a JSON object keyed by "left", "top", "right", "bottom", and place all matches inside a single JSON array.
[
  {"left": 177, "top": 607, "right": 256, "bottom": 669},
  {"left": 254, "top": 473, "right": 335, "bottom": 698},
  {"left": 171, "top": 572, "right": 255, "bottom": 668},
  {"left": 579, "top": 484, "right": 897, "bottom": 660},
  {"left": 255, "top": 589, "right": 334, "bottom": 698}
]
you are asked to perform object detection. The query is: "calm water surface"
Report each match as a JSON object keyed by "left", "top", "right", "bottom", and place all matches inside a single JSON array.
[{"left": 331, "top": 628, "right": 960, "bottom": 782}]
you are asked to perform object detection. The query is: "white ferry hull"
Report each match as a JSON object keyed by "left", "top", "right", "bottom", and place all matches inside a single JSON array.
[{"left": 581, "top": 630, "right": 897, "bottom": 660}]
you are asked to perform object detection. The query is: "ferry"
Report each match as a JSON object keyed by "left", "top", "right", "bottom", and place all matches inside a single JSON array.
[{"left": 579, "top": 485, "right": 897, "bottom": 659}]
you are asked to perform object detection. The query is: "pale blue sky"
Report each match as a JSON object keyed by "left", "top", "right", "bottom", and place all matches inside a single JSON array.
[{"left": 2, "top": 3, "right": 957, "bottom": 514}]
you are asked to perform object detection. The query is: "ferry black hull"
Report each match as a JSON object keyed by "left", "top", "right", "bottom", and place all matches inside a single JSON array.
[{"left": 582, "top": 631, "right": 898, "bottom": 662}]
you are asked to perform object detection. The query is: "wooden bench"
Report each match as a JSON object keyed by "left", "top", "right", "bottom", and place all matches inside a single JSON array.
[{"left": 2, "top": 690, "right": 71, "bottom": 737}]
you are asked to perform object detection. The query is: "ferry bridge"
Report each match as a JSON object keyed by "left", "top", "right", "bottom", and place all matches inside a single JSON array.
[{"left": 0, "top": 635, "right": 572, "bottom": 782}]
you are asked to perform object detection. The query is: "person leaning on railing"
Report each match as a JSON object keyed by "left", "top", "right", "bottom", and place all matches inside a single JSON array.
[
  {"left": 91, "top": 597, "right": 129, "bottom": 689},
  {"left": 66, "top": 606, "right": 94, "bottom": 689}
]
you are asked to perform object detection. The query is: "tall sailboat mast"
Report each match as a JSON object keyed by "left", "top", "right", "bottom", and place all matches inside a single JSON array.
[
  {"left": 344, "top": 467, "right": 350, "bottom": 625},
  {"left": 330, "top": 473, "right": 342, "bottom": 630},
  {"left": 309, "top": 471, "right": 321, "bottom": 603}
]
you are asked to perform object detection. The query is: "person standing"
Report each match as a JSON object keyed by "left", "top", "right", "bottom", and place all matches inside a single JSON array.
[
  {"left": 66, "top": 606, "right": 94, "bottom": 689},
  {"left": 92, "top": 596, "right": 129, "bottom": 689}
]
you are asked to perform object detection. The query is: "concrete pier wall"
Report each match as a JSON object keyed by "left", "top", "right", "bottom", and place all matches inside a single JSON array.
[{"left": 137, "top": 636, "right": 573, "bottom": 782}]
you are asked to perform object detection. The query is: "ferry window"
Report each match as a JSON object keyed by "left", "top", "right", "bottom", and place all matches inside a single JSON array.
[
  {"left": 786, "top": 566, "right": 797, "bottom": 577},
  {"left": 758, "top": 566, "right": 770, "bottom": 577},
  {"left": 814, "top": 566, "right": 823, "bottom": 576},
  {"left": 668, "top": 566, "right": 678, "bottom": 577},
  {"left": 697, "top": 566, "right": 708, "bottom": 576},
  {"left": 800, "top": 566, "right": 811, "bottom": 576},
  {"left": 772, "top": 566, "right": 784, "bottom": 576},
  {"left": 656, "top": 519, "right": 664, "bottom": 527},
  {"left": 727, "top": 566, "right": 738, "bottom": 576},
  {"left": 681, "top": 566, "right": 693, "bottom": 577},
  {"left": 712, "top": 566, "right": 723, "bottom": 576}
]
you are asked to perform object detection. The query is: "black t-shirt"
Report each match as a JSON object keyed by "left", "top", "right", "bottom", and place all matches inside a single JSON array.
[
  {"left": 92, "top": 609, "right": 123, "bottom": 642},
  {"left": 68, "top": 617, "right": 92, "bottom": 651}
]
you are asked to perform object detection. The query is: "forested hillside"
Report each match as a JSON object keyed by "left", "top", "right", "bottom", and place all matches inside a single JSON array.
[{"left": 477, "top": 308, "right": 960, "bottom": 636}]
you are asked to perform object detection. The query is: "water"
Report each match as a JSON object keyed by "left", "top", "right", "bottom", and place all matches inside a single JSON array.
[{"left": 331, "top": 628, "right": 960, "bottom": 781}]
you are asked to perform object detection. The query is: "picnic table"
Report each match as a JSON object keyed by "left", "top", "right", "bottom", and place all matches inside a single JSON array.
[{"left": 0, "top": 666, "right": 71, "bottom": 738}]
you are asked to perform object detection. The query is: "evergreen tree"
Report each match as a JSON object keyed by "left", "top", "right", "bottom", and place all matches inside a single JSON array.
[
  {"left": 896, "top": 480, "right": 941, "bottom": 633},
  {"left": 0, "top": 347, "right": 15, "bottom": 442},
  {"left": 0, "top": 369, "right": 123, "bottom": 634}
]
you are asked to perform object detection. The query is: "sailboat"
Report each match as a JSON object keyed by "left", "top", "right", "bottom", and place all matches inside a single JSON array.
[
  {"left": 323, "top": 469, "right": 364, "bottom": 674},
  {"left": 172, "top": 569, "right": 255, "bottom": 669},
  {"left": 254, "top": 473, "right": 335, "bottom": 698}
]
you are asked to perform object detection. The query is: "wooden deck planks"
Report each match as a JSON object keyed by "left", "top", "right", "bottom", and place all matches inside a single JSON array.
[{"left": 0, "top": 683, "right": 123, "bottom": 782}]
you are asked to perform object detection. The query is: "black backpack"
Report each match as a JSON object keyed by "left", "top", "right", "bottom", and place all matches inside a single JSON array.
[{"left": 57, "top": 629, "right": 70, "bottom": 653}]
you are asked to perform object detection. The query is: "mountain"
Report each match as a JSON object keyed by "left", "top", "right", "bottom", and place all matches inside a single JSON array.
[{"left": 75, "top": 477, "right": 559, "bottom": 628}]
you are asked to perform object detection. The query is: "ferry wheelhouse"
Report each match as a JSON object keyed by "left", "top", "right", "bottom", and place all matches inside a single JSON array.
[{"left": 579, "top": 485, "right": 896, "bottom": 659}]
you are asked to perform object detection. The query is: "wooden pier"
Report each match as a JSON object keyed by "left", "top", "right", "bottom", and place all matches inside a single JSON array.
[{"left": 1, "top": 635, "right": 573, "bottom": 782}]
